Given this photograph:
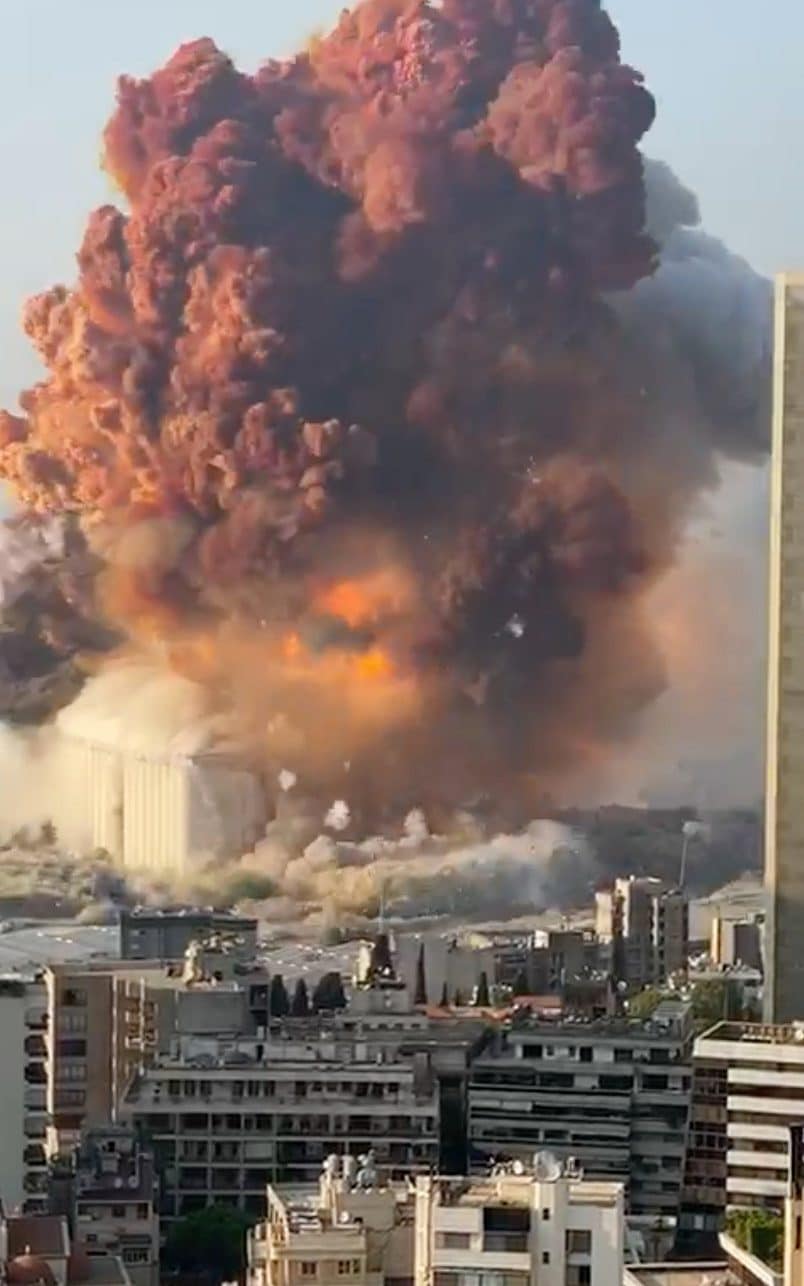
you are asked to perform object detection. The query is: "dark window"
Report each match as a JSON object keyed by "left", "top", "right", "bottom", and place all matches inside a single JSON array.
[{"left": 58, "top": 1039, "right": 87, "bottom": 1057}]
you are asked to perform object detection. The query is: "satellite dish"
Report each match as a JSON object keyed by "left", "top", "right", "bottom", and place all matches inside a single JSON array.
[{"left": 533, "top": 1151, "right": 562, "bottom": 1182}]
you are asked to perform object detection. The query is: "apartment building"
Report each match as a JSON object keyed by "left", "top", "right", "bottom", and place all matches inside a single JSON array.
[
  {"left": 675, "top": 1041, "right": 729, "bottom": 1256},
  {"left": 0, "top": 973, "right": 49, "bottom": 1213},
  {"left": 689, "top": 1021, "right": 804, "bottom": 1213},
  {"left": 596, "top": 878, "right": 688, "bottom": 990},
  {"left": 765, "top": 273, "right": 804, "bottom": 1023},
  {"left": 44, "top": 942, "right": 274, "bottom": 1157},
  {"left": 246, "top": 1152, "right": 626, "bottom": 1286},
  {"left": 0, "top": 1198, "right": 132, "bottom": 1286},
  {"left": 415, "top": 1159, "right": 625, "bottom": 1286},
  {"left": 468, "top": 1001, "right": 693, "bottom": 1218},
  {"left": 67, "top": 1126, "right": 159, "bottom": 1286},
  {"left": 120, "top": 909, "right": 258, "bottom": 962},
  {"left": 248, "top": 1154, "right": 414, "bottom": 1286},
  {"left": 120, "top": 1024, "right": 439, "bottom": 1220},
  {"left": 710, "top": 917, "right": 764, "bottom": 973}
]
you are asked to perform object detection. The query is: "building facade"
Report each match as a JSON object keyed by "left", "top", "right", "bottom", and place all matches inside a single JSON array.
[
  {"left": 690, "top": 1020, "right": 804, "bottom": 1213},
  {"left": 248, "top": 1154, "right": 414, "bottom": 1286},
  {"left": 468, "top": 1002, "right": 693, "bottom": 1218},
  {"left": 414, "top": 1160, "right": 625, "bottom": 1286},
  {"left": 596, "top": 878, "right": 688, "bottom": 991},
  {"left": 66, "top": 1126, "right": 159, "bottom": 1286},
  {"left": 0, "top": 974, "right": 49, "bottom": 1213},
  {"left": 121, "top": 1033, "right": 439, "bottom": 1221},
  {"left": 766, "top": 272, "right": 804, "bottom": 1024}
]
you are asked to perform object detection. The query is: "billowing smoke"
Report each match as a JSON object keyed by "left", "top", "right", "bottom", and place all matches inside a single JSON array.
[{"left": 0, "top": 0, "right": 770, "bottom": 846}]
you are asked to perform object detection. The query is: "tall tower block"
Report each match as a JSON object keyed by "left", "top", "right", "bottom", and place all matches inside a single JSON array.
[{"left": 765, "top": 273, "right": 804, "bottom": 1022}]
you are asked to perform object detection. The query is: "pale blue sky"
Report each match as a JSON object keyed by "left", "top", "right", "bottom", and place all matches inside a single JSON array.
[{"left": 0, "top": 0, "right": 801, "bottom": 411}]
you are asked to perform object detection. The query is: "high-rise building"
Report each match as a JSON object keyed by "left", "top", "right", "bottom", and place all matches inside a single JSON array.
[
  {"left": 0, "top": 973, "right": 49, "bottom": 1212},
  {"left": 595, "top": 878, "right": 688, "bottom": 990},
  {"left": 685, "top": 1020, "right": 804, "bottom": 1216},
  {"left": 766, "top": 272, "right": 804, "bottom": 1024}
]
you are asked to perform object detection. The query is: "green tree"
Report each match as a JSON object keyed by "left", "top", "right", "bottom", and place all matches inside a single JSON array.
[
  {"left": 414, "top": 943, "right": 428, "bottom": 1006},
  {"left": 690, "top": 978, "right": 743, "bottom": 1030},
  {"left": 163, "top": 1204, "right": 253, "bottom": 1283},
  {"left": 726, "top": 1209, "right": 784, "bottom": 1269},
  {"left": 475, "top": 971, "right": 491, "bottom": 1007},
  {"left": 269, "top": 974, "right": 290, "bottom": 1018},
  {"left": 291, "top": 977, "right": 310, "bottom": 1017},
  {"left": 313, "top": 971, "right": 347, "bottom": 1011},
  {"left": 627, "top": 987, "right": 663, "bottom": 1019},
  {"left": 512, "top": 969, "right": 529, "bottom": 997}
]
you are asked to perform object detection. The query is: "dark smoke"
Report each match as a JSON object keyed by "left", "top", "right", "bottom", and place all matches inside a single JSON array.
[{"left": 0, "top": 0, "right": 769, "bottom": 816}]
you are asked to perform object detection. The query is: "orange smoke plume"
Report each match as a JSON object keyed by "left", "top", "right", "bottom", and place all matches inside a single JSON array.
[{"left": 0, "top": 0, "right": 757, "bottom": 810}]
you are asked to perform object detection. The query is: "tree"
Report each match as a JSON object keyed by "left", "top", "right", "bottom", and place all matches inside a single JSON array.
[
  {"left": 453, "top": 988, "right": 464, "bottom": 1008},
  {"left": 726, "top": 1209, "right": 784, "bottom": 1269},
  {"left": 627, "top": 987, "right": 663, "bottom": 1019},
  {"left": 475, "top": 971, "right": 491, "bottom": 1007},
  {"left": 512, "top": 969, "right": 529, "bottom": 997},
  {"left": 414, "top": 943, "right": 428, "bottom": 1006},
  {"left": 439, "top": 981, "right": 449, "bottom": 1008},
  {"left": 313, "top": 971, "right": 347, "bottom": 1012},
  {"left": 690, "top": 978, "right": 744, "bottom": 1030},
  {"left": 269, "top": 974, "right": 290, "bottom": 1018},
  {"left": 291, "top": 977, "right": 310, "bottom": 1017},
  {"left": 163, "top": 1204, "right": 253, "bottom": 1283}
]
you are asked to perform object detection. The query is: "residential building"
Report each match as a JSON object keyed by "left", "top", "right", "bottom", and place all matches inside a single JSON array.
[
  {"left": 596, "top": 877, "right": 688, "bottom": 990},
  {"left": 414, "top": 1157, "right": 625, "bottom": 1286},
  {"left": 56, "top": 1126, "right": 159, "bottom": 1286},
  {"left": 711, "top": 917, "right": 764, "bottom": 974},
  {"left": 468, "top": 1001, "right": 693, "bottom": 1218},
  {"left": 675, "top": 1041, "right": 729, "bottom": 1256},
  {"left": 0, "top": 1204, "right": 131, "bottom": 1286},
  {"left": 120, "top": 1026, "right": 439, "bottom": 1221},
  {"left": 0, "top": 973, "right": 49, "bottom": 1213},
  {"left": 689, "top": 1021, "right": 804, "bottom": 1213},
  {"left": 44, "top": 944, "right": 273, "bottom": 1158},
  {"left": 120, "top": 909, "right": 258, "bottom": 962},
  {"left": 247, "top": 1154, "right": 414, "bottom": 1286},
  {"left": 766, "top": 272, "right": 804, "bottom": 1024}
]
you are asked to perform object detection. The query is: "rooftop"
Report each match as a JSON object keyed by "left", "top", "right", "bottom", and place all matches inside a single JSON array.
[
  {"left": 6, "top": 1217, "right": 68, "bottom": 1259},
  {"left": 698, "top": 1020, "right": 804, "bottom": 1047}
]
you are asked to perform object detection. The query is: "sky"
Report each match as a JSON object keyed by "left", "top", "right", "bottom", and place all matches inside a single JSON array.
[{"left": 0, "top": 0, "right": 800, "bottom": 807}]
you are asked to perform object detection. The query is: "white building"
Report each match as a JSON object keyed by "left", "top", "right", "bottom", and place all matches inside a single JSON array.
[
  {"left": 415, "top": 1157, "right": 625, "bottom": 1286},
  {"left": 693, "top": 1020, "right": 804, "bottom": 1210},
  {"left": 248, "top": 1154, "right": 414, "bottom": 1286},
  {"left": 0, "top": 973, "right": 49, "bottom": 1213},
  {"left": 247, "top": 1154, "right": 625, "bottom": 1286}
]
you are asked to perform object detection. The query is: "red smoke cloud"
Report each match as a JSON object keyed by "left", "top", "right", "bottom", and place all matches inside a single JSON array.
[{"left": 0, "top": 0, "right": 724, "bottom": 814}]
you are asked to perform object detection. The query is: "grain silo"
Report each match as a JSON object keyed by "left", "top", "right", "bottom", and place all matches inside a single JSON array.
[{"left": 59, "top": 733, "right": 267, "bottom": 879}]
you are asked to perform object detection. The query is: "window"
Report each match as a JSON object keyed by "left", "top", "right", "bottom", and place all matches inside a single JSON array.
[
  {"left": 122, "top": 1250, "right": 150, "bottom": 1265},
  {"left": 542, "top": 1209, "right": 551, "bottom": 1221},
  {"left": 111, "top": 1205, "right": 125, "bottom": 1219},
  {"left": 57, "top": 1039, "right": 87, "bottom": 1058},
  {"left": 566, "top": 1230, "right": 592, "bottom": 1255},
  {"left": 300, "top": 1264, "right": 318, "bottom": 1278},
  {"left": 137, "top": 1204, "right": 149, "bottom": 1220},
  {"left": 542, "top": 1252, "right": 551, "bottom": 1265},
  {"left": 437, "top": 1233, "right": 472, "bottom": 1249},
  {"left": 337, "top": 1263, "right": 360, "bottom": 1276}
]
